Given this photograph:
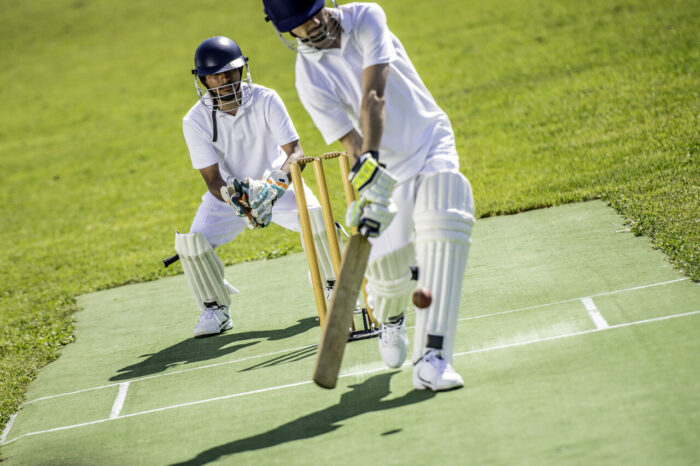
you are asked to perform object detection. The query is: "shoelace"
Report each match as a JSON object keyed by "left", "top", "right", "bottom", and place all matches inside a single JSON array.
[
  {"left": 201, "top": 307, "right": 223, "bottom": 324},
  {"left": 425, "top": 351, "right": 448, "bottom": 372},
  {"left": 380, "top": 318, "right": 404, "bottom": 344}
]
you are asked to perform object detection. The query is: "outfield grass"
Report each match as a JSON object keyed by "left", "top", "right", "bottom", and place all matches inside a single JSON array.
[{"left": 0, "top": 0, "right": 697, "bottom": 436}]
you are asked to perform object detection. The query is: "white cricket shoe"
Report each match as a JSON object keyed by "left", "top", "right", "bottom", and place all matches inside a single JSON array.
[
  {"left": 378, "top": 316, "right": 408, "bottom": 368},
  {"left": 193, "top": 304, "right": 233, "bottom": 338},
  {"left": 412, "top": 349, "right": 464, "bottom": 391}
]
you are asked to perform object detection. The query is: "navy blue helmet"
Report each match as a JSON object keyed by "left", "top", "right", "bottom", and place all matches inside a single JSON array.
[
  {"left": 263, "top": 0, "right": 340, "bottom": 53},
  {"left": 192, "top": 36, "right": 248, "bottom": 77},
  {"left": 263, "top": 0, "right": 325, "bottom": 32}
]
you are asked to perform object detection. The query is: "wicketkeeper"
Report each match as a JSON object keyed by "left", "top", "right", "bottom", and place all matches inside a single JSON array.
[
  {"left": 178, "top": 36, "right": 339, "bottom": 337},
  {"left": 263, "top": 1, "right": 475, "bottom": 391}
]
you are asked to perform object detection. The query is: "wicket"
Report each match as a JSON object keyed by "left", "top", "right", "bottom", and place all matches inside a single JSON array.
[{"left": 290, "top": 152, "right": 380, "bottom": 340}]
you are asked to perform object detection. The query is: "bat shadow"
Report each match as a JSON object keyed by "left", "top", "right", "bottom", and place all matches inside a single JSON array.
[
  {"left": 239, "top": 345, "right": 318, "bottom": 372},
  {"left": 110, "top": 317, "right": 318, "bottom": 381},
  {"left": 170, "top": 371, "right": 437, "bottom": 465}
]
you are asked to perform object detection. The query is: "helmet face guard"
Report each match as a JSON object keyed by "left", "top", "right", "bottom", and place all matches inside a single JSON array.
[
  {"left": 194, "top": 65, "right": 253, "bottom": 113},
  {"left": 264, "top": 0, "right": 340, "bottom": 53},
  {"left": 192, "top": 36, "right": 253, "bottom": 112}
]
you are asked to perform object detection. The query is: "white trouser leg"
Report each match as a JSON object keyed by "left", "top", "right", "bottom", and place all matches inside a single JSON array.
[
  {"left": 412, "top": 171, "right": 475, "bottom": 364},
  {"left": 175, "top": 232, "right": 233, "bottom": 312},
  {"left": 365, "top": 242, "right": 418, "bottom": 323},
  {"left": 300, "top": 207, "right": 339, "bottom": 290}
]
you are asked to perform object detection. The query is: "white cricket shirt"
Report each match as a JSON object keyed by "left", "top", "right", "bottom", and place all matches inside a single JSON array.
[
  {"left": 183, "top": 84, "right": 299, "bottom": 181},
  {"left": 295, "top": 2, "right": 457, "bottom": 181}
]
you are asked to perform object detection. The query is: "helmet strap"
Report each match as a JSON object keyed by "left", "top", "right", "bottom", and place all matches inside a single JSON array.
[{"left": 211, "top": 108, "right": 218, "bottom": 143}]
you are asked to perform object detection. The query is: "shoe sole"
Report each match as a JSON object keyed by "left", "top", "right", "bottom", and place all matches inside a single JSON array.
[{"left": 413, "top": 372, "right": 464, "bottom": 392}]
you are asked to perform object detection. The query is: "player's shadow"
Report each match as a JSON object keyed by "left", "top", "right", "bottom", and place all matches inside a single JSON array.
[
  {"left": 239, "top": 345, "right": 318, "bottom": 372},
  {"left": 110, "top": 317, "right": 318, "bottom": 381},
  {"left": 171, "top": 371, "right": 436, "bottom": 465}
]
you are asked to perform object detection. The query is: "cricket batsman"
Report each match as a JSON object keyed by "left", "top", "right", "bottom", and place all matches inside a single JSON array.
[
  {"left": 262, "top": 1, "right": 475, "bottom": 391},
  {"left": 178, "top": 36, "right": 338, "bottom": 338}
]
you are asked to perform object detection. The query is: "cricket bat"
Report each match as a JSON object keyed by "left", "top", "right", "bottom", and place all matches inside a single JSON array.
[{"left": 313, "top": 233, "right": 372, "bottom": 388}]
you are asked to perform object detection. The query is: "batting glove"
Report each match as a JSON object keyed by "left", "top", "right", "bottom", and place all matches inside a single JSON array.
[
  {"left": 349, "top": 151, "right": 397, "bottom": 206},
  {"left": 346, "top": 198, "right": 397, "bottom": 238}
]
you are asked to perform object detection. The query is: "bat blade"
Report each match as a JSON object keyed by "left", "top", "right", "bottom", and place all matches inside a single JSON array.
[{"left": 313, "top": 233, "right": 371, "bottom": 388}]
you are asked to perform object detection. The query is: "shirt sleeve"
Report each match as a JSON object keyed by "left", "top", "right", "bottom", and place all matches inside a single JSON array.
[
  {"left": 355, "top": 3, "right": 397, "bottom": 69},
  {"left": 266, "top": 90, "right": 300, "bottom": 146},
  {"left": 296, "top": 73, "right": 354, "bottom": 145},
  {"left": 182, "top": 118, "right": 218, "bottom": 170}
]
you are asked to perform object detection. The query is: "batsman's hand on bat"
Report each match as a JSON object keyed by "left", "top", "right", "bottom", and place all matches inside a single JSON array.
[
  {"left": 246, "top": 169, "right": 289, "bottom": 228},
  {"left": 346, "top": 198, "right": 396, "bottom": 237},
  {"left": 220, "top": 178, "right": 261, "bottom": 229},
  {"left": 346, "top": 151, "right": 398, "bottom": 237}
]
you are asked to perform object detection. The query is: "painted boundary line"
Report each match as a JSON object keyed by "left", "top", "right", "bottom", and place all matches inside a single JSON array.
[
  {"left": 23, "top": 278, "right": 690, "bottom": 406},
  {"left": 3, "top": 309, "right": 698, "bottom": 447}
]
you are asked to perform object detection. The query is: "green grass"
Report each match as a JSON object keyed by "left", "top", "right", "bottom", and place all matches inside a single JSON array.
[{"left": 0, "top": 0, "right": 697, "bottom": 436}]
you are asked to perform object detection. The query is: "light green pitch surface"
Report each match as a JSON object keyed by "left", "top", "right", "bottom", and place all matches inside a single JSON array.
[{"left": 3, "top": 201, "right": 699, "bottom": 465}]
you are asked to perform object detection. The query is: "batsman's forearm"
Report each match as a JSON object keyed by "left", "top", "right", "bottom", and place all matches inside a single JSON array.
[
  {"left": 340, "top": 130, "right": 364, "bottom": 166},
  {"left": 360, "top": 89, "right": 385, "bottom": 154}
]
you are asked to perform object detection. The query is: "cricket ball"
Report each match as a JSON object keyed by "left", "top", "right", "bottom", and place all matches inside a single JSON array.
[{"left": 412, "top": 287, "right": 432, "bottom": 308}]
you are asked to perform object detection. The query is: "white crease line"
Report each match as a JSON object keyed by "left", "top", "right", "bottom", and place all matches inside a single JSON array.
[
  {"left": 454, "top": 309, "right": 699, "bottom": 358},
  {"left": 4, "top": 309, "right": 698, "bottom": 447},
  {"left": 109, "top": 383, "right": 130, "bottom": 419},
  {"left": 581, "top": 297, "right": 609, "bottom": 329},
  {"left": 0, "top": 412, "right": 18, "bottom": 445},
  {"left": 2, "top": 380, "right": 313, "bottom": 447},
  {"left": 462, "top": 278, "right": 688, "bottom": 321},
  {"left": 24, "top": 344, "right": 318, "bottom": 405},
  {"left": 23, "top": 278, "right": 690, "bottom": 405},
  {"left": 21, "top": 277, "right": 692, "bottom": 407}
]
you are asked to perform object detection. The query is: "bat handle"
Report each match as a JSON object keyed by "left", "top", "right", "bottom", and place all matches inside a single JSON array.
[{"left": 162, "top": 253, "right": 180, "bottom": 268}]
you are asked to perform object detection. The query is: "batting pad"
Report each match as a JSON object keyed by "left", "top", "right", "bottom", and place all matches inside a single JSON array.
[
  {"left": 175, "top": 232, "right": 232, "bottom": 312},
  {"left": 365, "top": 242, "right": 417, "bottom": 323},
  {"left": 412, "top": 171, "right": 475, "bottom": 364}
]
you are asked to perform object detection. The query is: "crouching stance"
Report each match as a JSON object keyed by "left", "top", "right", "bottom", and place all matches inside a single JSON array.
[{"left": 178, "top": 36, "right": 337, "bottom": 337}]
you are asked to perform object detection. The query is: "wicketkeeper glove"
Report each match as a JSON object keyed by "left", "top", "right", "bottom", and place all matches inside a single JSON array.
[
  {"left": 247, "top": 169, "right": 290, "bottom": 228},
  {"left": 220, "top": 178, "right": 261, "bottom": 229}
]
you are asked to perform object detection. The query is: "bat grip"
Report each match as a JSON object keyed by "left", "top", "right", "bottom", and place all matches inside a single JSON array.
[{"left": 162, "top": 253, "right": 180, "bottom": 268}]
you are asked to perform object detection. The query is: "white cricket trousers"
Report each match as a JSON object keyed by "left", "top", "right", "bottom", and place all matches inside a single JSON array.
[{"left": 190, "top": 182, "right": 321, "bottom": 247}]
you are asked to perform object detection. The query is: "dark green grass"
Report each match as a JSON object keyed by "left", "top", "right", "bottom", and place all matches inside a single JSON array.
[{"left": 0, "top": 0, "right": 697, "bottom": 434}]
